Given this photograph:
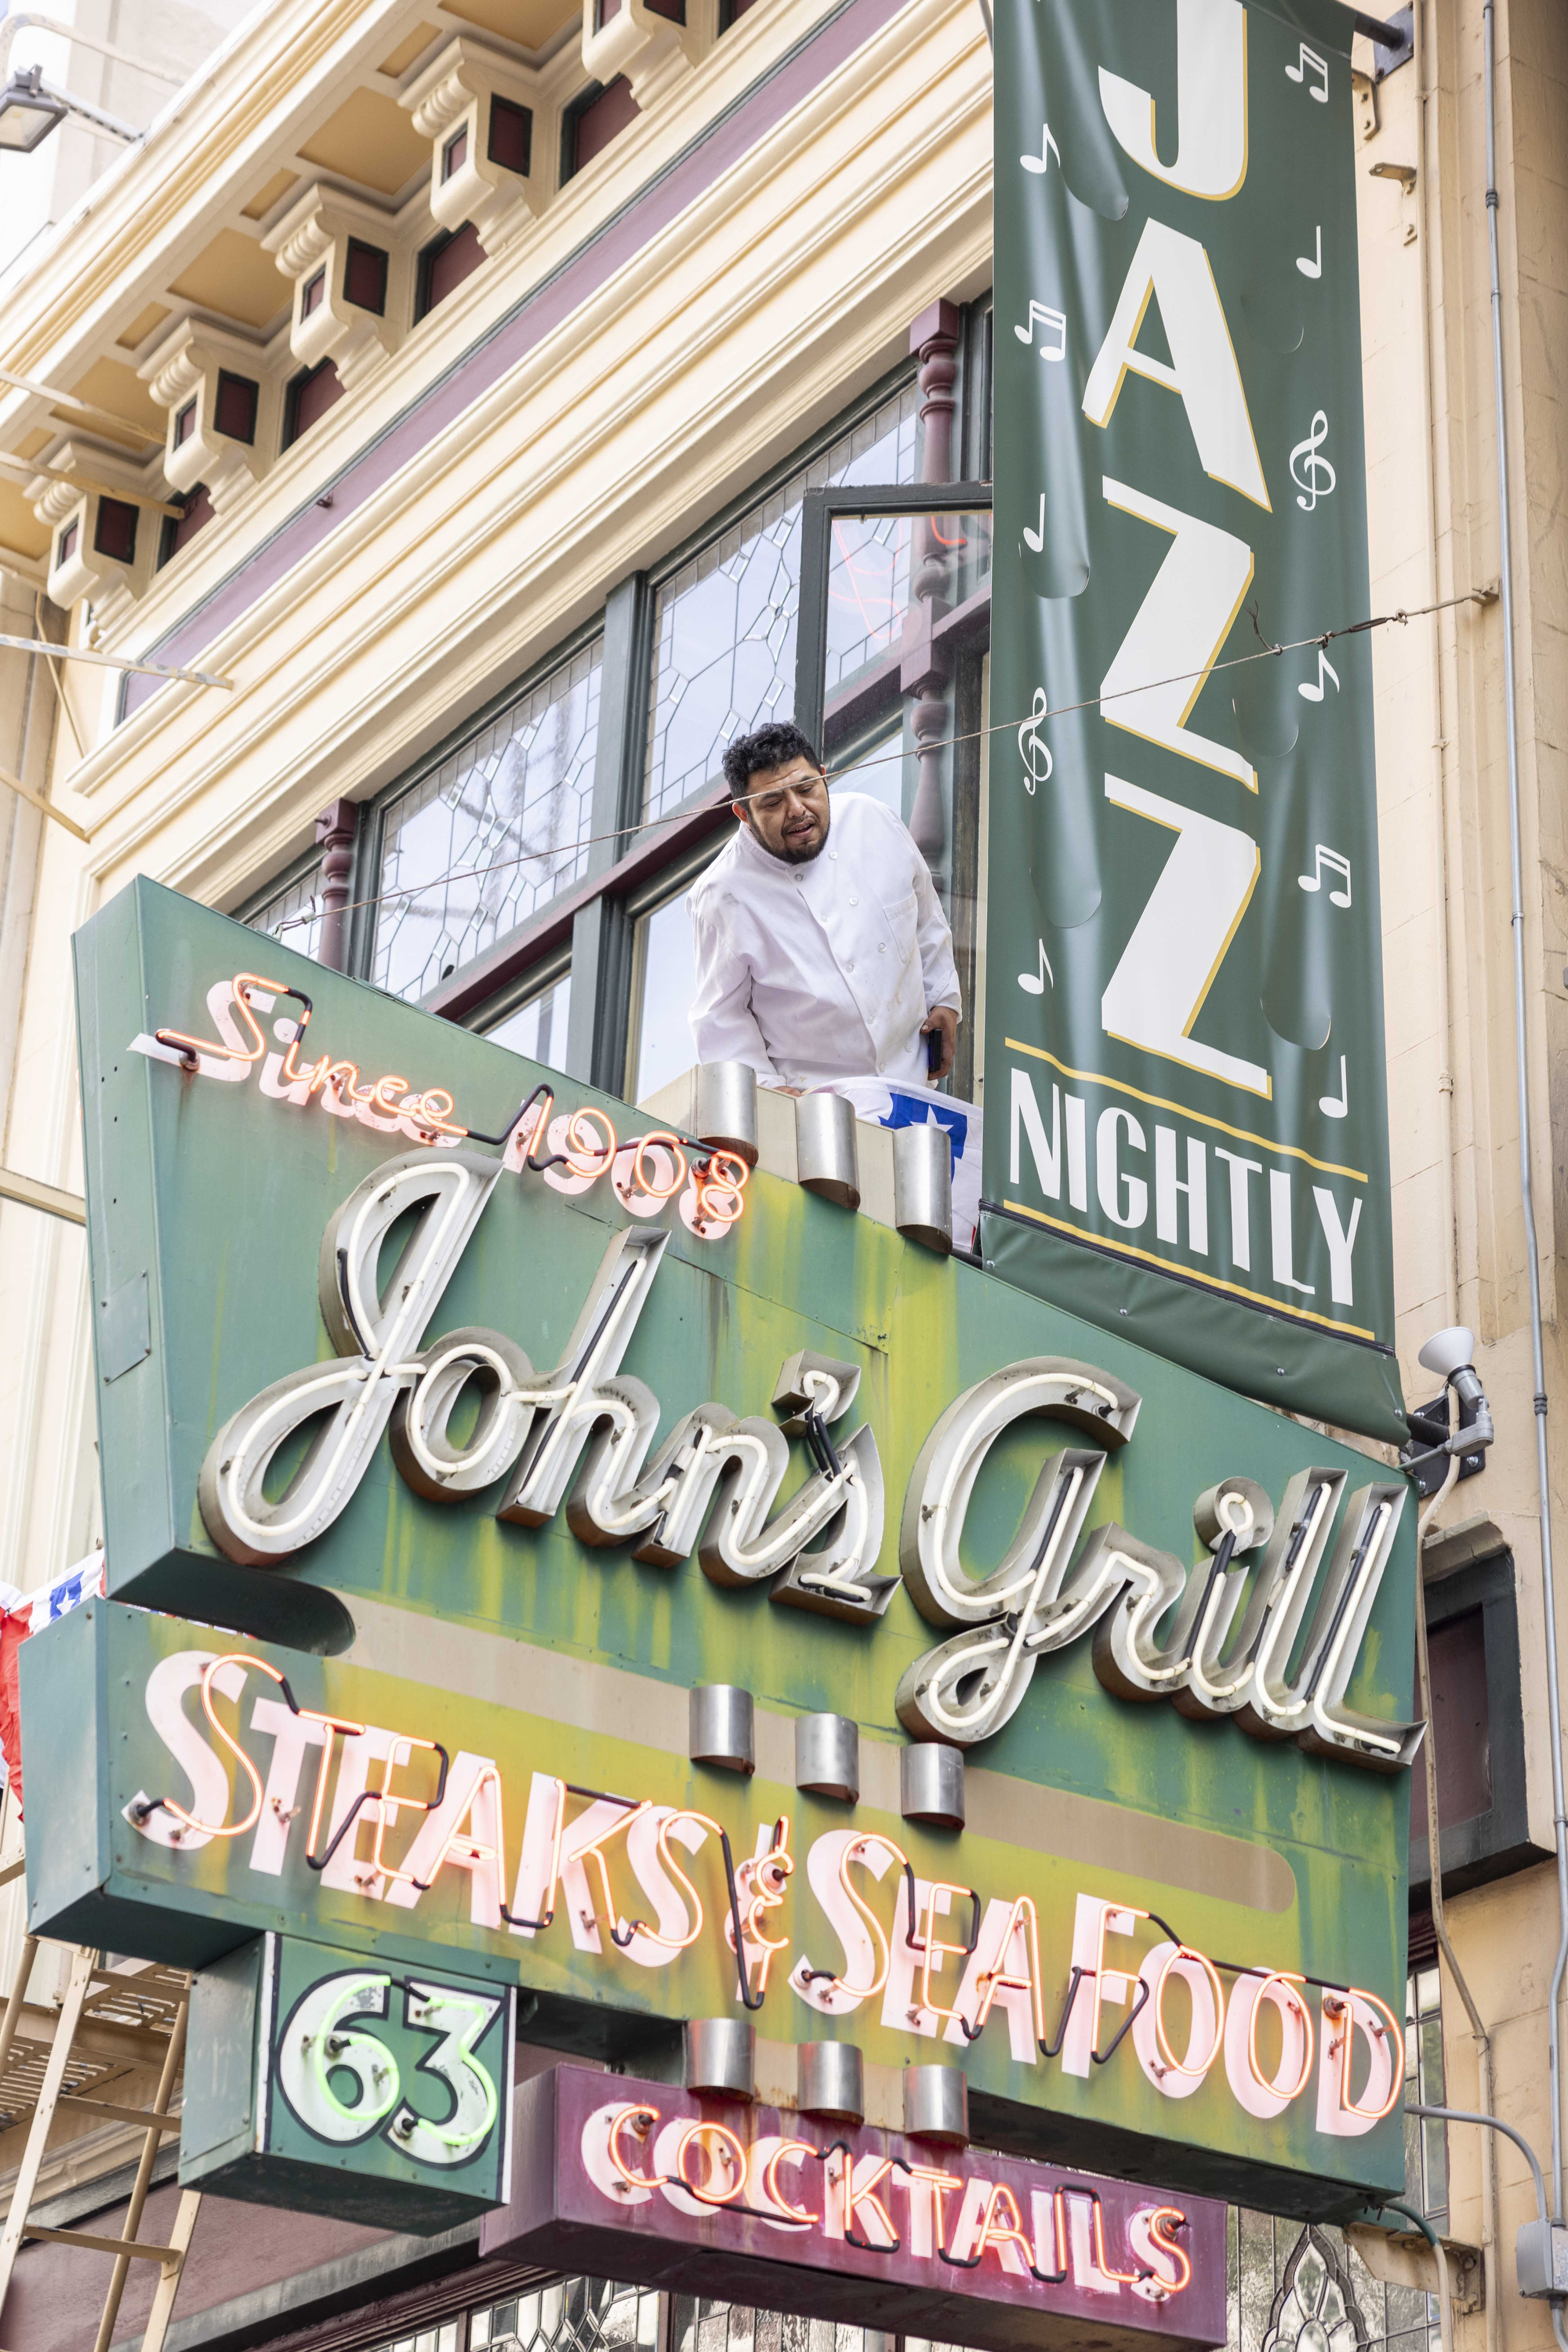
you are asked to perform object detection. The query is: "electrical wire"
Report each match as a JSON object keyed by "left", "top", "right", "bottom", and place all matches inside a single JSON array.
[{"left": 266, "top": 585, "right": 1490, "bottom": 943}]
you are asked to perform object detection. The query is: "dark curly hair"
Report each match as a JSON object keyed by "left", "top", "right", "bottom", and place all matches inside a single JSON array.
[{"left": 721, "top": 721, "right": 822, "bottom": 800}]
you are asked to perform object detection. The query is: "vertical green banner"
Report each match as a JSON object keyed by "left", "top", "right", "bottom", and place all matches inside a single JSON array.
[{"left": 985, "top": 0, "right": 1405, "bottom": 1442}]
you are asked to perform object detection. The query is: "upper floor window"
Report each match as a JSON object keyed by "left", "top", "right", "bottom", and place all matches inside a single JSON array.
[
  {"left": 642, "top": 379, "right": 920, "bottom": 824},
  {"left": 372, "top": 635, "right": 604, "bottom": 1002},
  {"left": 241, "top": 855, "right": 325, "bottom": 960}
]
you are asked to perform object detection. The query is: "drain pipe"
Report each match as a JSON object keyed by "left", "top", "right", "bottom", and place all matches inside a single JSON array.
[
  {"left": 1415, "top": 1453, "right": 1500, "bottom": 2352},
  {"left": 1483, "top": 0, "right": 1568, "bottom": 2238}
]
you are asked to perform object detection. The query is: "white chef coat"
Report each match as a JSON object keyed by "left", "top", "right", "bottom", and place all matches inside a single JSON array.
[{"left": 687, "top": 792, "right": 960, "bottom": 1088}]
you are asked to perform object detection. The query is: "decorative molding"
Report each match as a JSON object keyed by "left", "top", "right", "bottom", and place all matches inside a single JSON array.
[
  {"left": 139, "top": 318, "right": 272, "bottom": 514},
  {"left": 29, "top": 440, "right": 155, "bottom": 628},
  {"left": 581, "top": 0, "right": 714, "bottom": 111},
  {"left": 401, "top": 36, "right": 550, "bottom": 260},
  {"left": 73, "top": 0, "right": 988, "bottom": 848},
  {"left": 262, "top": 184, "right": 404, "bottom": 391}
]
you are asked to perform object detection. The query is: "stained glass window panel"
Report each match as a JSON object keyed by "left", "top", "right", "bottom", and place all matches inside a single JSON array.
[
  {"left": 644, "top": 383, "right": 920, "bottom": 822},
  {"left": 374, "top": 638, "right": 602, "bottom": 1002},
  {"left": 244, "top": 858, "right": 324, "bottom": 960}
]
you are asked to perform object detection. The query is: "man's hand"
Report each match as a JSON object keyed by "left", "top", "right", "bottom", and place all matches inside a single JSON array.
[{"left": 920, "top": 1006, "right": 958, "bottom": 1083}]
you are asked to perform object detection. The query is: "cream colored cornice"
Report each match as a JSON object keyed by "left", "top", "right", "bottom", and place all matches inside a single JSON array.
[
  {"left": 52, "top": 0, "right": 857, "bottom": 664},
  {"left": 67, "top": 0, "right": 990, "bottom": 903},
  {"left": 1, "top": 0, "right": 409, "bottom": 375}
]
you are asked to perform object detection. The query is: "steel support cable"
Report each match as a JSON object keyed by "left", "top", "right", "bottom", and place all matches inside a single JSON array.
[{"left": 266, "top": 589, "right": 1493, "bottom": 946}]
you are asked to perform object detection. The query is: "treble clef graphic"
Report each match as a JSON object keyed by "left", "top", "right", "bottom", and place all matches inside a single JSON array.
[
  {"left": 1018, "top": 688, "right": 1054, "bottom": 793},
  {"left": 1289, "top": 411, "right": 1337, "bottom": 512}
]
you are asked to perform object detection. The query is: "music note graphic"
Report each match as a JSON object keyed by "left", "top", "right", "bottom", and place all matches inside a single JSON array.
[
  {"left": 1014, "top": 300, "right": 1067, "bottom": 361},
  {"left": 1018, "top": 688, "right": 1054, "bottom": 794},
  {"left": 1022, "top": 123, "right": 1060, "bottom": 175},
  {"left": 1018, "top": 939, "right": 1054, "bottom": 996},
  {"left": 1298, "top": 845, "right": 1352, "bottom": 907},
  {"left": 1286, "top": 42, "right": 1328, "bottom": 100},
  {"left": 1298, "top": 648, "right": 1341, "bottom": 702},
  {"left": 1023, "top": 493, "right": 1046, "bottom": 554},
  {"left": 1319, "top": 1055, "right": 1348, "bottom": 1120},
  {"left": 1289, "top": 411, "right": 1336, "bottom": 511},
  {"left": 1297, "top": 225, "right": 1323, "bottom": 279}
]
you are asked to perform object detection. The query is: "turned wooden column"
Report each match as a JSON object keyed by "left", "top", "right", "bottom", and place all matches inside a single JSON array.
[
  {"left": 314, "top": 797, "right": 359, "bottom": 972},
  {"left": 902, "top": 298, "right": 960, "bottom": 884}
]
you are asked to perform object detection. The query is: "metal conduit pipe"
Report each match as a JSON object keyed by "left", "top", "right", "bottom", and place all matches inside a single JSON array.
[
  {"left": 1412, "top": 0, "right": 1459, "bottom": 1331},
  {"left": 1482, "top": 0, "right": 1568, "bottom": 2249},
  {"left": 1415, "top": 1454, "right": 1500, "bottom": 2352},
  {"left": 1375, "top": 2199, "right": 1454, "bottom": 2352}
]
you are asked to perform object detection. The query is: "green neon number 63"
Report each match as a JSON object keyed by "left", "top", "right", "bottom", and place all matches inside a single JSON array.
[{"left": 278, "top": 1969, "right": 502, "bottom": 2167}]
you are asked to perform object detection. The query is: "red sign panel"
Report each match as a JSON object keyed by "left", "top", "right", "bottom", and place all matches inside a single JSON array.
[{"left": 482, "top": 2066, "right": 1228, "bottom": 2352}]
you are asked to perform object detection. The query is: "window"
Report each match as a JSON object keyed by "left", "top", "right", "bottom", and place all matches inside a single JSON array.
[
  {"left": 471, "top": 2280, "right": 659, "bottom": 2352},
  {"left": 56, "top": 517, "right": 77, "bottom": 567},
  {"left": 373, "top": 635, "right": 603, "bottom": 1002},
  {"left": 442, "top": 125, "right": 468, "bottom": 180},
  {"left": 642, "top": 378, "right": 920, "bottom": 823},
  {"left": 160, "top": 484, "right": 215, "bottom": 564},
  {"left": 343, "top": 238, "right": 389, "bottom": 316},
  {"left": 300, "top": 267, "right": 326, "bottom": 318},
  {"left": 483, "top": 965, "right": 572, "bottom": 1075},
  {"left": 417, "top": 222, "right": 485, "bottom": 317},
  {"left": 213, "top": 369, "right": 259, "bottom": 442},
  {"left": 1404, "top": 1963, "right": 1446, "bottom": 2229},
  {"left": 241, "top": 856, "right": 325, "bottom": 960},
  {"left": 365, "top": 2325, "right": 459, "bottom": 2352},
  {"left": 625, "top": 851, "right": 720, "bottom": 1108},
  {"left": 488, "top": 95, "right": 532, "bottom": 175},
  {"left": 563, "top": 76, "right": 638, "bottom": 180},
  {"left": 337, "top": 303, "right": 994, "bottom": 1112},
  {"left": 93, "top": 497, "right": 137, "bottom": 564},
  {"left": 285, "top": 358, "right": 343, "bottom": 444},
  {"left": 173, "top": 397, "right": 197, "bottom": 447}
]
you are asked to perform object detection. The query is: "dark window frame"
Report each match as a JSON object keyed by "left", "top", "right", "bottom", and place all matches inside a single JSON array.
[
  {"left": 357, "top": 611, "right": 610, "bottom": 1004},
  {"left": 1410, "top": 1550, "right": 1550, "bottom": 1900},
  {"left": 250, "top": 306, "right": 993, "bottom": 1102}
]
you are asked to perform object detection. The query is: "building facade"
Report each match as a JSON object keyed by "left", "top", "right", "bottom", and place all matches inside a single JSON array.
[{"left": 0, "top": 0, "right": 1563, "bottom": 2348}]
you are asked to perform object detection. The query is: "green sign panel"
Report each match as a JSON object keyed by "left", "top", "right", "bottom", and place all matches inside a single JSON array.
[
  {"left": 180, "top": 1929, "right": 514, "bottom": 2228},
  {"left": 24, "top": 877, "right": 1421, "bottom": 2217},
  {"left": 986, "top": 0, "right": 1403, "bottom": 1443}
]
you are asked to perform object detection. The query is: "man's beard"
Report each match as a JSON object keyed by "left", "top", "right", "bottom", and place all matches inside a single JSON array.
[{"left": 777, "top": 829, "right": 827, "bottom": 865}]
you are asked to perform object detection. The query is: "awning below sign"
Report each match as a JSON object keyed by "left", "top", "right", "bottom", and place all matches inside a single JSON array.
[{"left": 481, "top": 2065, "right": 1228, "bottom": 2352}]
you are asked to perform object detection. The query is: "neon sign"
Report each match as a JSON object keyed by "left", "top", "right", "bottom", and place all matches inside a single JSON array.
[
  {"left": 123, "top": 1646, "right": 1402, "bottom": 2141},
  {"left": 186, "top": 1141, "right": 1417, "bottom": 1766},
  {"left": 132, "top": 969, "right": 750, "bottom": 1243},
  {"left": 481, "top": 2064, "right": 1230, "bottom": 2352}
]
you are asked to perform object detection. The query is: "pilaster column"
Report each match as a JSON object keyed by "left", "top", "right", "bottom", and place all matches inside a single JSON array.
[
  {"left": 314, "top": 799, "right": 359, "bottom": 972},
  {"left": 902, "top": 298, "right": 961, "bottom": 884}
]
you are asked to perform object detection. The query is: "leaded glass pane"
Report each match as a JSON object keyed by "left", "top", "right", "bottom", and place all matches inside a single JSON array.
[
  {"left": 643, "top": 383, "right": 920, "bottom": 822},
  {"left": 375, "top": 637, "right": 602, "bottom": 1002},
  {"left": 245, "top": 858, "right": 324, "bottom": 960},
  {"left": 473, "top": 2279, "right": 660, "bottom": 2352}
]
